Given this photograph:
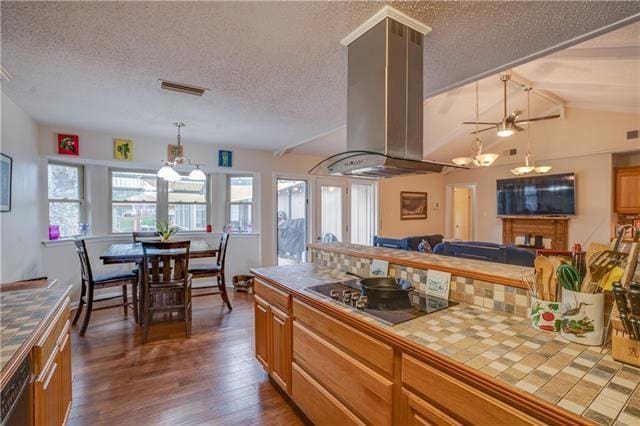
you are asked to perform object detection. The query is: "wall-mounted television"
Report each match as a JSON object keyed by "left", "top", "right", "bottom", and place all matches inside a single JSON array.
[{"left": 497, "top": 173, "right": 576, "bottom": 216}]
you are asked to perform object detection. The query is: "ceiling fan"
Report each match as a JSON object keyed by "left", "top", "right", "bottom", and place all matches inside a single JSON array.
[{"left": 462, "top": 73, "right": 560, "bottom": 138}]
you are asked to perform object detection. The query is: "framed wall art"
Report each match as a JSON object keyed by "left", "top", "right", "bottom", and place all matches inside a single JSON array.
[
  {"left": 57, "top": 134, "right": 79, "bottom": 156},
  {"left": 167, "top": 144, "right": 183, "bottom": 163},
  {"left": 114, "top": 139, "right": 133, "bottom": 160},
  {"left": 401, "top": 191, "right": 428, "bottom": 220},
  {"left": 0, "top": 153, "right": 12, "bottom": 212}
]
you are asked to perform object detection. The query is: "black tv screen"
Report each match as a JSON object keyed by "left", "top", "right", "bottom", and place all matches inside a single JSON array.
[{"left": 497, "top": 173, "right": 576, "bottom": 216}]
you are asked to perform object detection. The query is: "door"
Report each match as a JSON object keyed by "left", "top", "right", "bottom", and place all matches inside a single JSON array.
[
  {"left": 254, "top": 296, "right": 270, "bottom": 370},
  {"left": 276, "top": 178, "right": 308, "bottom": 265},
  {"left": 315, "top": 179, "right": 348, "bottom": 243},
  {"left": 452, "top": 187, "right": 471, "bottom": 240},
  {"left": 270, "top": 305, "right": 292, "bottom": 393}
]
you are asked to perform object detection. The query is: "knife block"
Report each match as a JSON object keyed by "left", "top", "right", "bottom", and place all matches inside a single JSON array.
[{"left": 611, "top": 304, "right": 640, "bottom": 367}]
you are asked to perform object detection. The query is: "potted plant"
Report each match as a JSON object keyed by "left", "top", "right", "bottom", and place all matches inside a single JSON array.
[{"left": 156, "top": 221, "right": 178, "bottom": 242}]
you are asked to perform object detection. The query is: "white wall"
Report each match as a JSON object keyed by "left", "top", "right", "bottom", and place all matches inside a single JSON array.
[
  {"left": 0, "top": 92, "right": 42, "bottom": 282},
  {"left": 444, "top": 152, "right": 614, "bottom": 247},
  {"left": 378, "top": 173, "right": 446, "bottom": 238}
]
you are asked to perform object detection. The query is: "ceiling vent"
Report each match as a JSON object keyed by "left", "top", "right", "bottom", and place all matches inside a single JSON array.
[
  {"left": 158, "top": 79, "right": 208, "bottom": 97},
  {"left": 502, "top": 148, "right": 518, "bottom": 156},
  {"left": 627, "top": 130, "right": 639, "bottom": 140}
]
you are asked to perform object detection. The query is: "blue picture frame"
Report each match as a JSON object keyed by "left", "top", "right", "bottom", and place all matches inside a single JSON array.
[{"left": 218, "top": 150, "right": 233, "bottom": 168}]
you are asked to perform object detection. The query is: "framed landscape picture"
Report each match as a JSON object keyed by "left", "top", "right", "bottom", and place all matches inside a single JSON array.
[
  {"left": 114, "top": 139, "right": 133, "bottom": 160},
  {"left": 401, "top": 191, "right": 428, "bottom": 220},
  {"left": 1, "top": 153, "right": 12, "bottom": 212},
  {"left": 168, "top": 144, "right": 183, "bottom": 163}
]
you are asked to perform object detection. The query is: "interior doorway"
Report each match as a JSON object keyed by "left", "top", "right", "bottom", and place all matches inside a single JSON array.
[{"left": 448, "top": 184, "right": 476, "bottom": 241}]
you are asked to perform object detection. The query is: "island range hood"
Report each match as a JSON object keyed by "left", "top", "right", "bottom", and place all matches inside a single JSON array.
[{"left": 310, "top": 7, "right": 463, "bottom": 178}]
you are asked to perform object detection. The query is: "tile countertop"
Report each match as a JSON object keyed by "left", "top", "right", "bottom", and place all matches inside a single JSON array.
[
  {"left": 251, "top": 264, "right": 640, "bottom": 426},
  {"left": 1, "top": 281, "right": 71, "bottom": 376},
  {"left": 308, "top": 242, "right": 529, "bottom": 287}
]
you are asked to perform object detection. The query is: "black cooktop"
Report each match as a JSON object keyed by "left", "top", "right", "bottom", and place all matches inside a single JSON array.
[{"left": 306, "top": 280, "right": 456, "bottom": 325}]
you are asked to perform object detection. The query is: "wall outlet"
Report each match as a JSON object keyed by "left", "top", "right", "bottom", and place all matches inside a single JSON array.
[{"left": 433, "top": 201, "right": 441, "bottom": 210}]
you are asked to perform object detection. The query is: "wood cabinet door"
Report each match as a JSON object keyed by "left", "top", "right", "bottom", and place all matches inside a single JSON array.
[
  {"left": 254, "top": 296, "right": 270, "bottom": 370},
  {"left": 400, "top": 389, "right": 461, "bottom": 426},
  {"left": 270, "top": 305, "right": 292, "bottom": 394},
  {"left": 58, "top": 331, "right": 73, "bottom": 423},
  {"left": 615, "top": 167, "right": 640, "bottom": 213},
  {"left": 34, "top": 360, "right": 61, "bottom": 426}
]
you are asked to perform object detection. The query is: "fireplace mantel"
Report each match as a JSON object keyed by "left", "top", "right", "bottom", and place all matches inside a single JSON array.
[{"left": 500, "top": 216, "right": 570, "bottom": 250}]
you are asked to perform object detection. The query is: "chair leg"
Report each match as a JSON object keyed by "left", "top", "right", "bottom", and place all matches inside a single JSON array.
[
  {"left": 218, "top": 273, "right": 232, "bottom": 311},
  {"left": 122, "top": 285, "right": 128, "bottom": 317},
  {"left": 79, "top": 284, "right": 94, "bottom": 336},
  {"left": 142, "top": 288, "right": 151, "bottom": 344},
  {"left": 132, "top": 280, "right": 139, "bottom": 325},
  {"left": 72, "top": 280, "right": 86, "bottom": 326}
]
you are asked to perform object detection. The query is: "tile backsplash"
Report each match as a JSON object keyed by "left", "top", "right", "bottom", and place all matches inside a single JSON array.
[{"left": 311, "top": 248, "right": 531, "bottom": 318}]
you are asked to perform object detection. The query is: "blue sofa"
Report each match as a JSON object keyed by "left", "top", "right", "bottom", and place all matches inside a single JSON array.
[
  {"left": 373, "top": 234, "right": 444, "bottom": 252},
  {"left": 432, "top": 241, "right": 535, "bottom": 267}
]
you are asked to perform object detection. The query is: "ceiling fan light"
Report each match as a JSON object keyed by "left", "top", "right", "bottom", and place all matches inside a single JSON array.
[
  {"left": 452, "top": 157, "right": 473, "bottom": 166},
  {"left": 513, "top": 165, "right": 535, "bottom": 175},
  {"left": 535, "top": 166, "right": 552, "bottom": 174},
  {"left": 158, "top": 165, "right": 181, "bottom": 181},
  {"left": 473, "top": 153, "right": 499, "bottom": 167},
  {"left": 496, "top": 128, "right": 514, "bottom": 138},
  {"left": 188, "top": 167, "right": 206, "bottom": 181}
]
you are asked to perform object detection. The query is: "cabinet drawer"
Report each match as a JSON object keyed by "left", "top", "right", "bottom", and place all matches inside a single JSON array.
[
  {"left": 255, "top": 279, "right": 290, "bottom": 311},
  {"left": 293, "top": 299, "right": 394, "bottom": 377},
  {"left": 402, "top": 355, "right": 538, "bottom": 425},
  {"left": 400, "top": 388, "right": 461, "bottom": 426},
  {"left": 33, "top": 297, "right": 70, "bottom": 375},
  {"left": 292, "top": 362, "right": 364, "bottom": 426},
  {"left": 293, "top": 321, "right": 393, "bottom": 426}
]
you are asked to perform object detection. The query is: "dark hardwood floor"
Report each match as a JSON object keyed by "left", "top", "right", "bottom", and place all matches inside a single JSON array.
[{"left": 68, "top": 290, "right": 304, "bottom": 425}]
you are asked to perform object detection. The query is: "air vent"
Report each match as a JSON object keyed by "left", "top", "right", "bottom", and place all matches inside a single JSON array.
[
  {"left": 502, "top": 148, "right": 518, "bottom": 156},
  {"left": 158, "top": 79, "right": 208, "bottom": 97},
  {"left": 627, "top": 130, "right": 639, "bottom": 140},
  {"left": 0, "top": 65, "right": 13, "bottom": 81}
]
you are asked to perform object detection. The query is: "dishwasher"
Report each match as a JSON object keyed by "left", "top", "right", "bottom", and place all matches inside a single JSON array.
[{"left": 1, "top": 357, "right": 32, "bottom": 426}]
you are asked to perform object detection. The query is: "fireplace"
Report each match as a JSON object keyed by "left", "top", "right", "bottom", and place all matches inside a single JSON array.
[{"left": 501, "top": 216, "right": 569, "bottom": 251}]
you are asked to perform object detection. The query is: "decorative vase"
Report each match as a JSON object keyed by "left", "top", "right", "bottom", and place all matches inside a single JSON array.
[
  {"left": 49, "top": 225, "right": 60, "bottom": 240},
  {"left": 530, "top": 296, "right": 561, "bottom": 332},
  {"left": 560, "top": 288, "right": 605, "bottom": 346}
]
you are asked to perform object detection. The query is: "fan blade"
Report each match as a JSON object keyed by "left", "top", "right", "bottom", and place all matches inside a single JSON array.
[
  {"left": 462, "top": 121, "right": 500, "bottom": 125},
  {"left": 513, "top": 124, "right": 525, "bottom": 132},
  {"left": 507, "top": 111, "right": 522, "bottom": 120},
  {"left": 516, "top": 114, "right": 561, "bottom": 124},
  {"left": 470, "top": 126, "right": 496, "bottom": 135}
]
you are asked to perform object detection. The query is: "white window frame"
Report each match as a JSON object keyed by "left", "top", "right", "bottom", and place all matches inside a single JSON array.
[
  {"left": 167, "top": 173, "right": 210, "bottom": 232},
  {"left": 227, "top": 174, "right": 254, "bottom": 234},
  {"left": 108, "top": 168, "right": 159, "bottom": 234},
  {"left": 47, "top": 161, "right": 85, "bottom": 238}
]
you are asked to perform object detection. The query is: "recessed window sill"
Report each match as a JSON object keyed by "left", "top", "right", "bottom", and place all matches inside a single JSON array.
[{"left": 41, "top": 231, "right": 260, "bottom": 247}]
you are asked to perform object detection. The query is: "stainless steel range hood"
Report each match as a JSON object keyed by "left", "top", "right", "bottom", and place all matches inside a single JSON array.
[{"left": 310, "top": 7, "right": 463, "bottom": 178}]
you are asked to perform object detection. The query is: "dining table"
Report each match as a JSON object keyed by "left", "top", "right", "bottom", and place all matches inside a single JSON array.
[{"left": 100, "top": 239, "right": 219, "bottom": 325}]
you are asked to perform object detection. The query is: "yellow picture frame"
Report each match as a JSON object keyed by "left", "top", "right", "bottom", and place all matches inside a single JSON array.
[{"left": 114, "top": 139, "right": 133, "bottom": 161}]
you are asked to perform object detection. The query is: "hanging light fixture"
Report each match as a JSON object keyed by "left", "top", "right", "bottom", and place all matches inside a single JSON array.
[
  {"left": 156, "top": 122, "right": 207, "bottom": 181},
  {"left": 510, "top": 88, "right": 552, "bottom": 176},
  {"left": 452, "top": 82, "right": 499, "bottom": 168}
]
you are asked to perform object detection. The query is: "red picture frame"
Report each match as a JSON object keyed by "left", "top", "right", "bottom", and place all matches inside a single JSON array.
[{"left": 57, "top": 134, "right": 79, "bottom": 156}]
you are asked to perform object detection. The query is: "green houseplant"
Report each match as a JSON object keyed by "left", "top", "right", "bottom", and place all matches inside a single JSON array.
[{"left": 156, "top": 221, "right": 178, "bottom": 241}]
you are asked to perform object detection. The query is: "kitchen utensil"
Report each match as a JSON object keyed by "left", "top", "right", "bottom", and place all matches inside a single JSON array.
[
  {"left": 631, "top": 318, "right": 640, "bottom": 341},
  {"left": 588, "top": 250, "right": 628, "bottom": 292},
  {"left": 580, "top": 243, "right": 610, "bottom": 292},
  {"left": 557, "top": 263, "right": 581, "bottom": 292},
  {"left": 548, "top": 256, "right": 562, "bottom": 301},
  {"left": 621, "top": 242, "right": 640, "bottom": 287},
  {"left": 534, "top": 256, "right": 553, "bottom": 301},
  {"left": 613, "top": 283, "right": 633, "bottom": 337},
  {"left": 628, "top": 287, "right": 640, "bottom": 317}
]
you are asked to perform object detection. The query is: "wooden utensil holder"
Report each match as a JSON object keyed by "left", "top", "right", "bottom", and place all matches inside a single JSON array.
[{"left": 610, "top": 304, "right": 640, "bottom": 367}]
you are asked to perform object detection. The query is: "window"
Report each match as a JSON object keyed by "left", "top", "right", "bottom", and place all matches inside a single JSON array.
[
  {"left": 228, "top": 176, "right": 253, "bottom": 233},
  {"left": 168, "top": 175, "right": 208, "bottom": 231},
  {"left": 110, "top": 170, "right": 157, "bottom": 233},
  {"left": 48, "top": 163, "right": 83, "bottom": 238},
  {"left": 350, "top": 182, "right": 376, "bottom": 245}
]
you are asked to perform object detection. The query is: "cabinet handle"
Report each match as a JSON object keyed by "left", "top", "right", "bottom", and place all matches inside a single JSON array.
[{"left": 42, "top": 362, "right": 58, "bottom": 389}]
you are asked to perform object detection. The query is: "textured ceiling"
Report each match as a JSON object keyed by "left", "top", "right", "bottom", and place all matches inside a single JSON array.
[{"left": 1, "top": 1, "right": 639, "bottom": 151}]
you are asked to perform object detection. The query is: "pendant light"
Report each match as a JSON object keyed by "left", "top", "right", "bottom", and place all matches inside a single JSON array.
[
  {"left": 452, "top": 82, "right": 499, "bottom": 168},
  {"left": 510, "top": 88, "right": 551, "bottom": 175},
  {"left": 156, "top": 122, "right": 207, "bottom": 181}
]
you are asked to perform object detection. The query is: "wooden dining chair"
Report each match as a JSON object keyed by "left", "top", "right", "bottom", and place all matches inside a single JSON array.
[
  {"left": 140, "top": 241, "right": 192, "bottom": 343},
  {"left": 72, "top": 239, "right": 138, "bottom": 336},
  {"left": 188, "top": 233, "right": 232, "bottom": 310}
]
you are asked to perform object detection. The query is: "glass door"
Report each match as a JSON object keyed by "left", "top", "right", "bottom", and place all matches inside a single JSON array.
[
  {"left": 315, "top": 179, "right": 348, "bottom": 243},
  {"left": 276, "top": 178, "right": 308, "bottom": 265}
]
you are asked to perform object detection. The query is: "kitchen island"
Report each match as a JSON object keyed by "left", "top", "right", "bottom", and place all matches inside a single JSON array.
[
  {"left": 250, "top": 263, "right": 640, "bottom": 426},
  {"left": 1, "top": 280, "right": 72, "bottom": 425}
]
